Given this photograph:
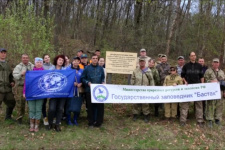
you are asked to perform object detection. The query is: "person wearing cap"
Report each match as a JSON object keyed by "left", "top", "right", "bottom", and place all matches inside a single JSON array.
[
  {"left": 176, "top": 56, "right": 185, "bottom": 118},
  {"left": 23, "top": 57, "right": 44, "bottom": 132},
  {"left": 156, "top": 54, "right": 163, "bottom": 65},
  {"left": 81, "top": 54, "right": 105, "bottom": 128},
  {"left": 80, "top": 54, "right": 89, "bottom": 69},
  {"left": 77, "top": 50, "right": 83, "bottom": 58},
  {"left": 204, "top": 58, "right": 225, "bottom": 128},
  {"left": 163, "top": 66, "right": 183, "bottom": 120},
  {"left": 148, "top": 59, "right": 160, "bottom": 117},
  {"left": 66, "top": 56, "right": 83, "bottom": 126},
  {"left": 131, "top": 58, "right": 154, "bottom": 123},
  {"left": 0, "top": 48, "right": 16, "bottom": 121},
  {"left": 177, "top": 56, "right": 185, "bottom": 76},
  {"left": 80, "top": 54, "right": 89, "bottom": 115},
  {"left": 13, "top": 54, "right": 34, "bottom": 124},
  {"left": 156, "top": 55, "right": 171, "bottom": 85},
  {"left": 136, "top": 48, "right": 151, "bottom": 68},
  {"left": 180, "top": 52, "right": 204, "bottom": 127},
  {"left": 156, "top": 55, "right": 170, "bottom": 115}
]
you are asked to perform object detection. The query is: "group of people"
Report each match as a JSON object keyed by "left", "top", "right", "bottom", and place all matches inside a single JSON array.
[
  {"left": 0, "top": 48, "right": 105, "bottom": 132},
  {"left": 134, "top": 48, "right": 224, "bottom": 128},
  {"left": 0, "top": 47, "right": 224, "bottom": 133}
]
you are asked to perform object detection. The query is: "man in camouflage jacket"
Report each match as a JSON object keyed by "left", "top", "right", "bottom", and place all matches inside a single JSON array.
[
  {"left": 0, "top": 48, "right": 16, "bottom": 120},
  {"left": 204, "top": 58, "right": 225, "bottom": 128},
  {"left": 131, "top": 58, "right": 154, "bottom": 123},
  {"left": 13, "top": 54, "right": 34, "bottom": 124}
]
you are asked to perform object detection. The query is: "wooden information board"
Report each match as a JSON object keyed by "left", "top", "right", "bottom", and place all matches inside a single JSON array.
[{"left": 105, "top": 51, "right": 137, "bottom": 74}]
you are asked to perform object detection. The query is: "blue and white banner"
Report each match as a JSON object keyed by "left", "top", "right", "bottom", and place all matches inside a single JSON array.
[
  {"left": 25, "top": 70, "right": 75, "bottom": 100},
  {"left": 91, "top": 83, "right": 221, "bottom": 103}
]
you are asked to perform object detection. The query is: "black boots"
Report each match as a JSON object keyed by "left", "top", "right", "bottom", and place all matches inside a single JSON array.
[{"left": 5, "top": 107, "right": 13, "bottom": 120}]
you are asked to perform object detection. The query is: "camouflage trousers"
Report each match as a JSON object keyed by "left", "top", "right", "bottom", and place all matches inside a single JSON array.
[
  {"left": 14, "top": 86, "right": 26, "bottom": 120},
  {"left": 0, "top": 92, "right": 16, "bottom": 110},
  {"left": 180, "top": 101, "right": 204, "bottom": 123},
  {"left": 132, "top": 104, "right": 150, "bottom": 115},
  {"left": 165, "top": 103, "right": 177, "bottom": 118},
  {"left": 205, "top": 92, "right": 224, "bottom": 121}
]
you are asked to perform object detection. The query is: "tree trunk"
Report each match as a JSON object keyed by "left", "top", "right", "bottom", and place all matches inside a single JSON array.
[{"left": 165, "top": 0, "right": 181, "bottom": 56}]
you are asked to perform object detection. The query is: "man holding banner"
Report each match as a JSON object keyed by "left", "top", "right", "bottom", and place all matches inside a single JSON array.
[
  {"left": 204, "top": 58, "right": 225, "bottom": 128},
  {"left": 81, "top": 54, "right": 105, "bottom": 128},
  {"left": 180, "top": 52, "right": 204, "bottom": 127},
  {"left": 131, "top": 58, "right": 154, "bottom": 123}
]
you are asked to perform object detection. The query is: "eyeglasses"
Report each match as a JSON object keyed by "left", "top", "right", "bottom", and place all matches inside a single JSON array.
[{"left": 170, "top": 69, "right": 176, "bottom": 71}]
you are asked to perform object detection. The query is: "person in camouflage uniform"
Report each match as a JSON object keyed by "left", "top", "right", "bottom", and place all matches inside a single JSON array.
[
  {"left": 156, "top": 54, "right": 163, "bottom": 65},
  {"left": 163, "top": 66, "right": 183, "bottom": 120},
  {"left": 13, "top": 54, "right": 34, "bottom": 124},
  {"left": 136, "top": 48, "right": 151, "bottom": 68},
  {"left": 176, "top": 56, "right": 185, "bottom": 118},
  {"left": 131, "top": 58, "right": 154, "bottom": 123},
  {"left": 0, "top": 48, "right": 16, "bottom": 120},
  {"left": 156, "top": 55, "right": 170, "bottom": 115},
  {"left": 148, "top": 59, "right": 160, "bottom": 86},
  {"left": 148, "top": 59, "right": 161, "bottom": 117},
  {"left": 156, "top": 55, "right": 171, "bottom": 85},
  {"left": 176, "top": 56, "right": 185, "bottom": 76},
  {"left": 204, "top": 58, "right": 225, "bottom": 128}
]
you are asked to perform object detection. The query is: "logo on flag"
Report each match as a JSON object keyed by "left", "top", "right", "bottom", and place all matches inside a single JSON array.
[
  {"left": 25, "top": 70, "right": 76, "bottom": 100},
  {"left": 38, "top": 72, "right": 67, "bottom": 92}
]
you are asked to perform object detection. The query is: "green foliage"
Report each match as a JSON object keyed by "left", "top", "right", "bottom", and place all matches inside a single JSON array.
[{"left": 0, "top": 0, "right": 54, "bottom": 64}]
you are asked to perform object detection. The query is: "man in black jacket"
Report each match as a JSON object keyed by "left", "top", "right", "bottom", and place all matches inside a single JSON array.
[{"left": 180, "top": 52, "right": 204, "bottom": 127}]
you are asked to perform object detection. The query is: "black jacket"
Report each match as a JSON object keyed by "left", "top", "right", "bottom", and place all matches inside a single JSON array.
[{"left": 181, "top": 61, "right": 203, "bottom": 84}]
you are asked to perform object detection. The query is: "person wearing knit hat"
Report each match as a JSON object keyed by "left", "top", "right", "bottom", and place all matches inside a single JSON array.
[{"left": 23, "top": 57, "right": 44, "bottom": 132}]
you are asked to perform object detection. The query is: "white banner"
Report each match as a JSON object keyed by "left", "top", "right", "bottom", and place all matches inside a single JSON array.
[{"left": 91, "top": 83, "right": 221, "bottom": 103}]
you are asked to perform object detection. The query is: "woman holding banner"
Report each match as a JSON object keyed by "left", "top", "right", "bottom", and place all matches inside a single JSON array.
[
  {"left": 23, "top": 57, "right": 44, "bottom": 132},
  {"left": 48, "top": 55, "right": 66, "bottom": 132},
  {"left": 66, "top": 57, "right": 83, "bottom": 126}
]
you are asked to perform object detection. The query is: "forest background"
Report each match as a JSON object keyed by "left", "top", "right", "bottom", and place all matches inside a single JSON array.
[
  {"left": 0, "top": 0, "right": 225, "bottom": 149},
  {"left": 1, "top": 0, "right": 225, "bottom": 65}
]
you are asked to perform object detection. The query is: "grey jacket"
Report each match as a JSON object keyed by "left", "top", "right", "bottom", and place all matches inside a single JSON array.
[{"left": 13, "top": 62, "right": 34, "bottom": 86}]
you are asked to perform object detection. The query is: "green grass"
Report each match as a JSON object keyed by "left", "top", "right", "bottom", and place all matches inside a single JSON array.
[{"left": 0, "top": 103, "right": 225, "bottom": 149}]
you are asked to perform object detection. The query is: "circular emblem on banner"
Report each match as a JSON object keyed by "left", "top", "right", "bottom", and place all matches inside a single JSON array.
[
  {"left": 93, "top": 85, "right": 109, "bottom": 102},
  {"left": 38, "top": 72, "right": 67, "bottom": 92}
]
